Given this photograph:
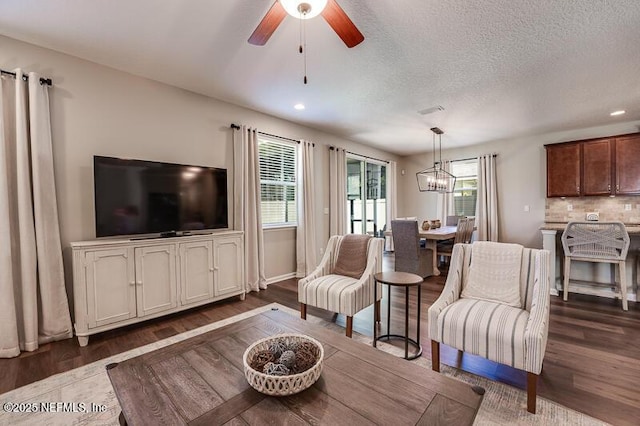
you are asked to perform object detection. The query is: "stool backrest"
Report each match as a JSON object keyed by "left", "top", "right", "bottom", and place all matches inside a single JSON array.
[{"left": 561, "top": 221, "right": 629, "bottom": 261}]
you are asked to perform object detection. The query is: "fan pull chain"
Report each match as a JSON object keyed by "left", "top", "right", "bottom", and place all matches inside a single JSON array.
[
  {"left": 303, "top": 17, "right": 308, "bottom": 84},
  {"left": 297, "top": 9, "right": 308, "bottom": 84},
  {"left": 299, "top": 10, "right": 303, "bottom": 55}
]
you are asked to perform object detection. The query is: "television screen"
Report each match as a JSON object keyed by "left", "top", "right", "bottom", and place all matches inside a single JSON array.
[{"left": 94, "top": 156, "right": 228, "bottom": 237}]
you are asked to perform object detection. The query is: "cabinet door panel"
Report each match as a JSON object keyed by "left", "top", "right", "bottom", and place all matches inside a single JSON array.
[
  {"left": 135, "top": 245, "right": 178, "bottom": 317},
  {"left": 546, "top": 143, "right": 581, "bottom": 197},
  {"left": 583, "top": 139, "right": 613, "bottom": 195},
  {"left": 86, "top": 248, "right": 136, "bottom": 328},
  {"left": 615, "top": 135, "right": 640, "bottom": 194},
  {"left": 180, "top": 241, "right": 214, "bottom": 306},
  {"left": 213, "top": 236, "right": 244, "bottom": 296}
]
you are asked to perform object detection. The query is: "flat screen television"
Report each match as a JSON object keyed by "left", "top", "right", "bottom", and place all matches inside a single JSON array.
[{"left": 94, "top": 156, "right": 228, "bottom": 238}]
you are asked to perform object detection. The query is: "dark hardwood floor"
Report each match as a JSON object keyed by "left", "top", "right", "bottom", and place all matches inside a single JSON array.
[{"left": 1, "top": 255, "right": 639, "bottom": 425}]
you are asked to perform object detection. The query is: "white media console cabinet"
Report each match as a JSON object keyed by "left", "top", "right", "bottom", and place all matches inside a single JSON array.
[{"left": 70, "top": 230, "right": 245, "bottom": 346}]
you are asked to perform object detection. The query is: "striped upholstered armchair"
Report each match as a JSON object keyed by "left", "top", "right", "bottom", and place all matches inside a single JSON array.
[
  {"left": 299, "top": 235, "right": 384, "bottom": 337},
  {"left": 428, "top": 242, "right": 550, "bottom": 414}
]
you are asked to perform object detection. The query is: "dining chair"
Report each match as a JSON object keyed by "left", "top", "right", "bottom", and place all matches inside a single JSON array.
[
  {"left": 437, "top": 217, "right": 474, "bottom": 264},
  {"left": 446, "top": 215, "right": 464, "bottom": 227},
  {"left": 391, "top": 219, "right": 434, "bottom": 278}
]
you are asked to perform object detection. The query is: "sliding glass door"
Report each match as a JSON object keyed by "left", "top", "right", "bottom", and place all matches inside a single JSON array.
[{"left": 346, "top": 156, "right": 387, "bottom": 236}]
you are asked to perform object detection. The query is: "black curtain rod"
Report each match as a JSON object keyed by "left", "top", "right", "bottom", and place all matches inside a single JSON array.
[
  {"left": 230, "top": 123, "right": 314, "bottom": 146},
  {"left": 1, "top": 69, "right": 52, "bottom": 86},
  {"left": 329, "top": 146, "right": 390, "bottom": 164},
  {"left": 453, "top": 154, "right": 498, "bottom": 162}
]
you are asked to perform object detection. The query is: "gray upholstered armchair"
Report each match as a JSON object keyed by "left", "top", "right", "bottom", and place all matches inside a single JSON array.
[
  {"left": 428, "top": 242, "right": 551, "bottom": 413},
  {"left": 299, "top": 235, "right": 384, "bottom": 337},
  {"left": 391, "top": 219, "right": 433, "bottom": 278}
]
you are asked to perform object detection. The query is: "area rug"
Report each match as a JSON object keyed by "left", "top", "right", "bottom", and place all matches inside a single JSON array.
[{"left": 0, "top": 303, "right": 607, "bottom": 426}]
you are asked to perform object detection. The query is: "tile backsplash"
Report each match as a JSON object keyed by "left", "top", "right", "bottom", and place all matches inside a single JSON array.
[{"left": 546, "top": 196, "right": 640, "bottom": 224}]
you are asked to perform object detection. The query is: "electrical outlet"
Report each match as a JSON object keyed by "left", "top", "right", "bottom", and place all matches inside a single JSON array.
[
  {"left": 319, "top": 246, "right": 324, "bottom": 255},
  {"left": 625, "top": 204, "right": 632, "bottom": 211},
  {"left": 524, "top": 205, "right": 530, "bottom": 212},
  {"left": 567, "top": 204, "right": 573, "bottom": 211}
]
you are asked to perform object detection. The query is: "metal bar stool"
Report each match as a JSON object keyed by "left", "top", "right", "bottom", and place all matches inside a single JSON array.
[{"left": 561, "top": 221, "right": 630, "bottom": 310}]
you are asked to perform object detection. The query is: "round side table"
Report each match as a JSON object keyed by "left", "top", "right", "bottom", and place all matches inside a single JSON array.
[{"left": 373, "top": 271, "right": 424, "bottom": 360}]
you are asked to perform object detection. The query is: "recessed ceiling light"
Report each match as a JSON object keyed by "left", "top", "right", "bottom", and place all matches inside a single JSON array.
[
  {"left": 294, "top": 103, "right": 305, "bottom": 110},
  {"left": 610, "top": 110, "right": 626, "bottom": 116}
]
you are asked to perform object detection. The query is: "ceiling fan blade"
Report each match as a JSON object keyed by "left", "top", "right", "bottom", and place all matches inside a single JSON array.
[
  {"left": 321, "top": 0, "right": 364, "bottom": 48},
  {"left": 248, "top": 1, "right": 287, "bottom": 46}
]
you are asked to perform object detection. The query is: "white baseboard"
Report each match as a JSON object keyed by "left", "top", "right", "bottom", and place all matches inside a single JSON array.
[{"left": 265, "top": 272, "right": 297, "bottom": 285}]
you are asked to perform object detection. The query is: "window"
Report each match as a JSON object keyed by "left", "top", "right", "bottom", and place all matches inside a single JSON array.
[
  {"left": 346, "top": 155, "right": 387, "bottom": 236},
  {"left": 258, "top": 137, "right": 297, "bottom": 227},
  {"left": 451, "top": 159, "right": 478, "bottom": 217}
]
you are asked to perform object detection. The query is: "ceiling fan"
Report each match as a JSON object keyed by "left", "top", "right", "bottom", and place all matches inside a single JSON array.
[{"left": 248, "top": 0, "right": 364, "bottom": 48}]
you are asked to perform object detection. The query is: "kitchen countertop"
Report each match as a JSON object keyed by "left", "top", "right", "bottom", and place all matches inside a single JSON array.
[{"left": 540, "top": 222, "right": 640, "bottom": 234}]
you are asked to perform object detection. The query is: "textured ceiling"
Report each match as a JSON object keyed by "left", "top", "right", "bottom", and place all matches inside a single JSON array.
[{"left": 1, "top": 0, "right": 639, "bottom": 154}]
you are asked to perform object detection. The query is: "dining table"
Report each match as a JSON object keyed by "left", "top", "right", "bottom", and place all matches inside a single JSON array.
[{"left": 418, "top": 225, "right": 457, "bottom": 275}]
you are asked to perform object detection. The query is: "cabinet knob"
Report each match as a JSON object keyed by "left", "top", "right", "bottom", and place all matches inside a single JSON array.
[
  {"left": 129, "top": 281, "right": 135, "bottom": 286},
  {"left": 209, "top": 268, "right": 214, "bottom": 272},
  {"left": 136, "top": 281, "right": 142, "bottom": 286}
]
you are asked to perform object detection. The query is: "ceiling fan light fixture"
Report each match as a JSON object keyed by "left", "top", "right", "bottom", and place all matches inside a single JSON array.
[{"left": 280, "top": 0, "right": 328, "bottom": 19}]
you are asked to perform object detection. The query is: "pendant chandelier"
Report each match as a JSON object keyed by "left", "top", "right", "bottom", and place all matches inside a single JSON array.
[{"left": 416, "top": 127, "right": 456, "bottom": 193}]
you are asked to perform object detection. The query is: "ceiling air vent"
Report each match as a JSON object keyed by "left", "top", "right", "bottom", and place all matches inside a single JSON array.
[{"left": 418, "top": 105, "right": 445, "bottom": 115}]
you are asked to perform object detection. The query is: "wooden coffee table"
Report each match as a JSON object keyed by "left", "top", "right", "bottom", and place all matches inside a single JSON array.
[{"left": 107, "top": 308, "right": 483, "bottom": 425}]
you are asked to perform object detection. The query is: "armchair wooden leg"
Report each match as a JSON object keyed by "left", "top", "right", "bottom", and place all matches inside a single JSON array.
[
  {"left": 375, "top": 300, "right": 381, "bottom": 323},
  {"left": 346, "top": 316, "right": 353, "bottom": 338},
  {"left": 431, "top": 340, "right": 440, "bottom": 372},
  {"left": 300, "top": 303, "right": 307, "bottom": 320},
  {"left": 527, "top": 372, "right": 538, "bottom": 414}
]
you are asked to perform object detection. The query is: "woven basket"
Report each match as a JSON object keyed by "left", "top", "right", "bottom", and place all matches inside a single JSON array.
[{"left": 243, "top": 333, "right": 324, "bottom": 396}]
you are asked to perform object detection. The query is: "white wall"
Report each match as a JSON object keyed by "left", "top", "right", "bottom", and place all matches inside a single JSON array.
[
  {"left": 398, "top": 121, "right": 640, "bottom": 248},
  {"left": 0, "top": 35, "right": 399, "bottom": 287}
]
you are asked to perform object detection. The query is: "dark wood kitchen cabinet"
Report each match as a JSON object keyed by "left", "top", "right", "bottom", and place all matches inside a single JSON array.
[
  {"left": 615, "top": 134, "right": 640, "bottom": 194},
  {"left": 582, "top": 138, "right": 613, "bottom": 196},
  {"left": 546, "top": 142, "right": 581, "bottom": 197},
  {"left": 546, "top": 133, "right": 640, "bottom": 197}
]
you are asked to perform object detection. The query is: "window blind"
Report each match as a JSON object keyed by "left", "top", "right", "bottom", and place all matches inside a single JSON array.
[
  {"left": 258, "top": 138, "right": 297, "bottom": 226},
  {"left": 452, "top": 159, "right": 478, "bottom": 217}
]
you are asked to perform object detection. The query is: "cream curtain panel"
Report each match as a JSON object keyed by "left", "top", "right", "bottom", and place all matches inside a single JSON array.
[
  {"left": 296, "top": 140, "right": 317, "bottom": 277},
  {"left": 0, "top": 70, "right": 72, "bottom": 358},
  {"left": 233, "top": 126, "right": 266, "bottom": 292},
  {"left": 437, "top": 160, "right": 455, "bottom": 224},
  {"left": 385, "top": 160, "right": 398, "bottom": 251},
  {"left": 476, "top": 154, "right": 499, "bottom": 241},
  {"left": 329, "top": 147, "right": 347, "bottom": 236},
  {"left": 387, "top": 160, "right": 398, "bottom": 225}
]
